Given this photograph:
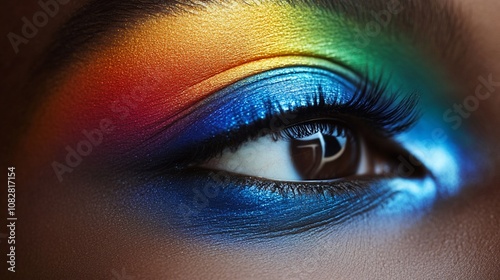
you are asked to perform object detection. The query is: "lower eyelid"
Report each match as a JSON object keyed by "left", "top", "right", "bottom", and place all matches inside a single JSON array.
[
  {"left": 120, "top": 150, "right": 435, "bottom": 240},
  {"left": 137, "top": 169, "right": 400, "bottom": 239}
]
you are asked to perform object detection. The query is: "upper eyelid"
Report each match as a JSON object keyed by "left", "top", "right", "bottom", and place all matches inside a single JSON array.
[
  {"left": 30, "top": 0, "right": 468, "bottom": 140},
  {"left": 132, "top": 66, "right": 419, "bottom": 172},
  {"left": 130, "top": 56, "right": 363, "bottom": 129}
]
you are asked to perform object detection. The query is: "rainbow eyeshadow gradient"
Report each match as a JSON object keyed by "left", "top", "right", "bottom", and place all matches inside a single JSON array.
[
  {"left": 22, "top": 2, "right": 480, "bottom": 241},
  {"left": 26, "top": 1, "right": 442, "bottom": 156}
]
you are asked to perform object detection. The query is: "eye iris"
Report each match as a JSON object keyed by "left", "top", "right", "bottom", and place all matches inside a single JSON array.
[{"left": 288, "top": 122, "right": 359, "bottom": 180}]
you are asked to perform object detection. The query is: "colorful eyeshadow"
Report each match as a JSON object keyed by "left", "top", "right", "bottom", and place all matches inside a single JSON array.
[
  {"left": 24, "top": 2, "right": 439, "bottom": 161},
  {"left": 19, "top": 1, "right": 480, "bottom": 241}
]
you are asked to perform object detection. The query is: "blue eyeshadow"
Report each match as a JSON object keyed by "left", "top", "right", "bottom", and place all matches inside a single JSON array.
[
  {"left": 125, "top": 170, "right": 394, "bottom": 242},
  {"left": 138, "top": 66, "right": 357, "bottom": 162}
]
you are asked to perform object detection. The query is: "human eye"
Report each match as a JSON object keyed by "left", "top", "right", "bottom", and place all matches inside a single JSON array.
[
  {"left": 10, "top": 0, "right": 500, "bottom": 277},
  {"left": 199, "top": 67, "right": 421, "bottom": 182},
  {"left": 136, "top": 65, "right": 435, "bottom": 239}
]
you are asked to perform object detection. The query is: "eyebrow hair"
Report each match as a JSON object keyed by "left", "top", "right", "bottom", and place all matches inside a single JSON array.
[{"left": 39, "top": 0, "right": 474, "bottom": 74}]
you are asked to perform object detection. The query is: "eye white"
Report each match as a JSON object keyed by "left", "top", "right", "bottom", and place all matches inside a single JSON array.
[{"left": 202, "top": 135, "right": 303, "bottom": 181}]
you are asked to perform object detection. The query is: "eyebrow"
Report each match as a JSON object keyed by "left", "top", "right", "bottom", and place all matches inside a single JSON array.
[{"left": 39, "top": 0, "right": 474, "bottom": 74}]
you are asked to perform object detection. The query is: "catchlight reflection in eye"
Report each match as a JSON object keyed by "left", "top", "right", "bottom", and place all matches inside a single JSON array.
[{"left": 190, "top": 65, "right": 424, "bottom": 184}]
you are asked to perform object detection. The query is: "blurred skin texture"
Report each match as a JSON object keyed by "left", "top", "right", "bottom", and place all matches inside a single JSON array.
[{"left": 1, "top": 0, "right": 500, "bottom": 279}]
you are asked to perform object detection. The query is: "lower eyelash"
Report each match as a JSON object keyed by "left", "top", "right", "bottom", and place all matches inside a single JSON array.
[{"left": 201, "top": 168, "right": 387, "bottom": 199}]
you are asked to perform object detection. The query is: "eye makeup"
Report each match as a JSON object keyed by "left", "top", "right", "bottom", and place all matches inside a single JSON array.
[
  {"left": 115, "top": 65, "right": 436, "bottom": 241},
  {"left": 125, "top": 170, "right": 400, "bottom": 241},
  {"left": 22, "top": 1, "right": 482, "bottom": 242}
]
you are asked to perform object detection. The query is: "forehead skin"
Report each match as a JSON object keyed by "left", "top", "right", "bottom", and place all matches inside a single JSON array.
[{"left": 1, "top": 0, "right": 500, "bottom": 279}]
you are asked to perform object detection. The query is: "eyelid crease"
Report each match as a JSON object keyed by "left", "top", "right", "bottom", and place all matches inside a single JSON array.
[{"left": 167, "top": 55, "right": 361, "bottom": 121}]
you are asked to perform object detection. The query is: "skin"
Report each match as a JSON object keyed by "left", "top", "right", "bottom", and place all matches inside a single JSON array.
[{"left": 1, "top": 0, "right": 500, "bottom": 279}]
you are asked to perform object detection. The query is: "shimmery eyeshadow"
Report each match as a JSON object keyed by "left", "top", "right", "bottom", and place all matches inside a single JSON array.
[
  {"left": 122, "top": 170, "right": 397, "bottom": 242},
  {"left": 19, "top": 1, "right": 481, "bottom": 241},
  {"left": 104, "top": 66, "right": 464, "bottom": 241},
  {"left": 137, "top": 67, "right": 357, "bottom": 164}
]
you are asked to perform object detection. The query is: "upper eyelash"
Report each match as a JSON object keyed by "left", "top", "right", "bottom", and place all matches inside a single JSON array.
[
  {"left": 242, "top": 73, "right": 420, "bottom": 145},
  {"left": 275, "top": 121, "right": 348, "bottom": 140},
  {"left": 188, "top": 76, "right": 419, "bottom": 164},
  {"left": 270, "top": 75, "right": 420, "bottom": 138},
  {"left": 344, "top": 74, "right": 421, "bottom": 136}
]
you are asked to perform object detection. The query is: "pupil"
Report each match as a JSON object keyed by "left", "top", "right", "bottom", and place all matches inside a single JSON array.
[
  {"left": 288, "top": 124, "right": 358, "bottom": 180},
  {"left": 323, "top": 134, "right": 342, "bottom": 158}
]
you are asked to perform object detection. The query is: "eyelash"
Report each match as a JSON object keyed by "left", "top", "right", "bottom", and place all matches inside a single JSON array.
[
  {"left": 274, "top": 120, "right": 348, "bottom": 140},
  {"left": 158, "top": 167, "right": 397, "bottom": 238},
  {"left": 198, "top": 168, "right": 388, "bottom": 198}
]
